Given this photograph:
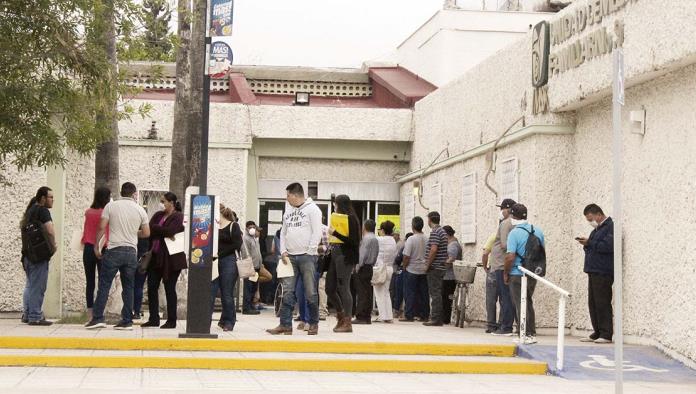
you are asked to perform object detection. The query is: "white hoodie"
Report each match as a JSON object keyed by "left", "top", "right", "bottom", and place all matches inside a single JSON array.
[{"left": 280, "top": 197, "right": 323, "bottom": 256}]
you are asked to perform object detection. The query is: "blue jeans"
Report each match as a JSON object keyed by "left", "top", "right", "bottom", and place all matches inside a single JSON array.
[
  {"left": 403, "top": 271, "right": 429, "bottom": 320},
  {"left": 296, "top": 260, "right": 321, "bottom": 323},
  {"left": 495, "top": 269, "right": 515, "bottom": 332},
  {"left": 22, "top": 258, "right": 49, "bottom": 322},
  {"left": 390, "top": 268, "right": 404, "bottom": 312},
  {"left": 211, "top": 254, "right": 239, "bottom": 327},
  {"left": 279, "top": 254, "right": 319, "bottom": 327},
  {"left": 92, "top": 246, "right": 137, "bottom": 324},
  {"left": 243, "top": 278, "right": 258, "bottom": 311}
]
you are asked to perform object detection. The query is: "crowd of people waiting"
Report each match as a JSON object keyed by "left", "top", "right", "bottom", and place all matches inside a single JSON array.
[{"left": 18, "top": 182, "right": 614, "bottom": 346}]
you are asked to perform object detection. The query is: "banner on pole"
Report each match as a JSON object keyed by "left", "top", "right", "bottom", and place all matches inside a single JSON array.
[
  {"left": 210, "top": 0, "right": 234, "bottom": 37},
  {"left": 209, "top": 41, "right": 233, "bottom": 78}
]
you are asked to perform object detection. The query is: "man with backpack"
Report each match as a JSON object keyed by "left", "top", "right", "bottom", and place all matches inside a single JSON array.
[
  {"left": 504, "top": 203, "right": 546, "bottom": 344},
  {"left": 20, "top": 186, "right": 57, "bottom": 326}
]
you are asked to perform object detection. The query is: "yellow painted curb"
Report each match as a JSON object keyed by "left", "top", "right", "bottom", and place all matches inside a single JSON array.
[
  {"left": 0, "top": 337, "right": 515, "bottom": 357},
  {"left": 0, "top": 355, "right": 547, "bottom": 374}
]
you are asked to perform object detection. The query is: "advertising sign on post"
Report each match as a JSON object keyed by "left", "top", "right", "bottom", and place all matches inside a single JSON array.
[
  {"left": 189, "top": 195, "right": 215, "bottom": 268},
  {"left": 210, "top": 0, "right": 234, "bottom": 36},
  {"left": 208, "top": 41, "right": 233, "bottom": 78}
]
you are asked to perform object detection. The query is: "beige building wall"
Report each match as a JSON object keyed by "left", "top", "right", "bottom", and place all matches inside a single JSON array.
[
  {"left": 258, "top": 158, "right": 409, "bottom": 184},
  {"left": 403, "top": 0, "right": 696, "bottom": 363}
]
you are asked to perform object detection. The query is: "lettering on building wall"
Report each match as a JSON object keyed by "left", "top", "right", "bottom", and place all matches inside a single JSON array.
[
  {"left": 548, "top": 0, "right": 631, "bottom": 76},
  {"left": 532, "top": 86, "right": 549, "bottom": 115}
]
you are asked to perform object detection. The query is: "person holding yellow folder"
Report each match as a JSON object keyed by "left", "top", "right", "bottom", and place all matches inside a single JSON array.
[{"left": 326, "top": 194, "right": 361, "bottom": 333}]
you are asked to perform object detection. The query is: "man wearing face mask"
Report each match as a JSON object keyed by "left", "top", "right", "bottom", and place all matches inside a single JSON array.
[
  {"left": 488, "top": 199, "right": 516, "bottom": 336},
  {"left": 504, "top": 203, "right": 545, "bottom": 345},
  {"left": 242, "top": 221, "right": 262, "bottom": 315},
  {"left": 576, "top": 204, "right": 614, "bottom": 344}
]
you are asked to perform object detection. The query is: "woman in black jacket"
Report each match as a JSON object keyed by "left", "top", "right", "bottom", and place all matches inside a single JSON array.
[
  {"left": 141, "top": 192, "right": 186, "bottom": 329},
  {"left": 326, "top": 194, "right": 361, "bottom": 333},
  {"left": 210, "top": 206, "right": 243, "bottom": 331}
]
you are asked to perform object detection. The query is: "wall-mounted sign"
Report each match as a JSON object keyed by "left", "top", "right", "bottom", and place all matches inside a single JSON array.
[
  {"left": 532, "top": 21, "right": 550, "bottom": 88},
  {"left": 208, "top": 41, "right": 233, "bottom": 78},
  {"left": 210, "top": 0, "right": 233, "bottom": 37}
]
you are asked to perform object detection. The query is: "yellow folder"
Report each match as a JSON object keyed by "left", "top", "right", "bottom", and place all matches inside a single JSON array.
[{"left": 330, "top": 213, "right": 349, "bottom": 244}]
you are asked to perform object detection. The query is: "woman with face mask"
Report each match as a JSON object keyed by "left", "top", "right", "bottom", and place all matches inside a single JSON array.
[{"left": 141, "top": 192, "right": 186, "bottom": 329}]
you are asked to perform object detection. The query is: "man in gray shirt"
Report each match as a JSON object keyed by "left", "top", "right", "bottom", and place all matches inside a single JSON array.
[
  {"left": 242, "top": 221, "right": 262, "bottom": 315},
  {"left": 87, "top": 182, "right": 149, "bottom": 330},
  {"left": 352, "top": 219, "right": 378, "bottom": 324},
  {"left": 400, "top": 216, "right": 429, "bottom": 322},
  {"left": 488, "top": 198, "right": 516, "bottom": 336}
]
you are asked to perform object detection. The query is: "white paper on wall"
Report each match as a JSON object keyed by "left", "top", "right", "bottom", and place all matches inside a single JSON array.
[
  {"left": 460, "top": 173, "right": 477, "bottom": 244},
  {"left": 498, "top": 157, "right": 519, "bottom": 203},
  {"left": 268, "top": 209, "right": 283, "bottom": 223}
]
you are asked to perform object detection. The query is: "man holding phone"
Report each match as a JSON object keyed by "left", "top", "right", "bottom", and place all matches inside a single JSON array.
[{"left": 576, "top": 204, "right": 614, "bottom": 344}]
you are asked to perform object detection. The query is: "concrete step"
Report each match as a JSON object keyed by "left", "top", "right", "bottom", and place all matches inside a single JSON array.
[
  {"left": 0, "top": 336, "right": 516, "bottom": 357},
  {"left": 0, "top": 337, "right": 547, "bottom": 374}
]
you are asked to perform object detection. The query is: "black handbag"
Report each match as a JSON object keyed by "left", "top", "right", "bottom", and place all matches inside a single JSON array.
[
  {"left": 138, "top": 250, "right": 153, "bottom": 274},
  {"left": 317, "top": 251, "right": 331, "bottom": 273}
]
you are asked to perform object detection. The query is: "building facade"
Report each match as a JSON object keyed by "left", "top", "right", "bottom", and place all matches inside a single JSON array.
[{"left": 1, "top": 0, "right": 695, "bottom": 365}]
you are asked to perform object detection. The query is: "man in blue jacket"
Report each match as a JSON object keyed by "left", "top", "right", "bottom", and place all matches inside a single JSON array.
[{"left": 576, "top": 204, "right": 614, "bottom": 344}]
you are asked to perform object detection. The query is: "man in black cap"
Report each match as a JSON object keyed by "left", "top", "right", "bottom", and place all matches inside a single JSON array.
[
  {"left": 487, "top": 198, "right": 517, "bottom": 336},
  {"left": 504, "top": 203, "right": 545, "bottom": 345}
]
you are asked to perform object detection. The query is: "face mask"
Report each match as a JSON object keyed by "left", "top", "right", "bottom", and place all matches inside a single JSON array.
[
  {"left": 589, "top": 221, "right": 599, "bottom": 228},
  {"left": 158, "top": 203, "right": 165, "bottom": 211},
  {"left": 498, "top": 211, "right": 504, "bottom": 221},
  {"left": 248, "top": 228, "right": 256, "bottom": 236},
  {"left": 510, "top": 218, "right": 526, "bottom": 226}
]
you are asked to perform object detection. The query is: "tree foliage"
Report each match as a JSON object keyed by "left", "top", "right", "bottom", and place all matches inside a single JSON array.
[
  {"left": 0, "top": 0, "right": 149, "bottom": 180},
  {"left": 118, "top": 0, "right": 177, "bottom": 62}
]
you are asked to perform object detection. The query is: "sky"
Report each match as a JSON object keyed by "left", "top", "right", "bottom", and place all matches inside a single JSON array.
[{"left": 206, "top": 0, "right": 446, "bottom": 68}]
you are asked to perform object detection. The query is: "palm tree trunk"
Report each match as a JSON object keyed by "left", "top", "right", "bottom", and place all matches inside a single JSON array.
[
  {"left": 94, "top": 0, "right": 120, "bottom": 196},
  {"left": 169, "top": 0, "right": 193, "bottom": 199}
]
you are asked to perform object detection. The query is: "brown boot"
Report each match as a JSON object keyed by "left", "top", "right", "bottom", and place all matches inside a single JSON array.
[
  {"left": 307, "top": 323, "right": 318, "bottom": 335},
  {"left": 333, "top": 317, "right": 353, "bottom": 333},
  {"left": 266, "top": 325, "right": 293, "bottom": 335},
  {"left": 333, "top": 312, "right": 344, "bottom": 331}
]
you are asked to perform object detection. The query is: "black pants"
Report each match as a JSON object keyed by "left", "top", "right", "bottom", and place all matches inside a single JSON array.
[
  {"left": 442, "top": 279, "right": 456, "bottom": 324},
  {"left": 147, "top": 268, "right": 181, "bottom": 324},
  {"left": 326, "top": 248, "right": 354, "bottom": 316},
  {"left": 588, "top": 273, "right": 614, "bottom": 340},
  {"left": 352, "top": 265, "right": 373, "bottom": 321},
  {"left": 82, "top": 243, "right": 101, "bottom": 308},
  {"left": 243, "top": 278, "right": 259, "bottom": 311}
]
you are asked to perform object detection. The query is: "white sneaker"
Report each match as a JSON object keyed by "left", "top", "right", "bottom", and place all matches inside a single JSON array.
[
  {"left": 594, "top": 338, "right": 612, "bottom": 344},
  {"left": 512, "top": 336, "right": 537, "bottom": 345}
]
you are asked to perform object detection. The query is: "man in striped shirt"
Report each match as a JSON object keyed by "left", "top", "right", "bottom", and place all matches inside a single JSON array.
[{"left": 424, "top": 211, "right": 449, "bottom": 326}]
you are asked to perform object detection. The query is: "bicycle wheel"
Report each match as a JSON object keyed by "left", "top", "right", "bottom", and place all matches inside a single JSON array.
[
  {"left": 462, "top": 284, "right": 473, "bottom": 324},
  {"left": 274, "top": 281, "right": 284, "bottom": 317},
  {"left": 455, "top": 284, "right": 464, "bottom": 328}
]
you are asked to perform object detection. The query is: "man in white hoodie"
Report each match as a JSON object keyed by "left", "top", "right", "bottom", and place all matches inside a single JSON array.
[{"left": 267, "top": 183, "right": 323, "bottom": 335}]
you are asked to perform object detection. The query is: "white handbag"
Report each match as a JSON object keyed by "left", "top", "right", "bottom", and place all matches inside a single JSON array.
[
  {"left": 235, "top": 239, "right": 256, "bottom": 279},
  {"left": 371, "top": 263, "right": 388, "bottom": 285}
]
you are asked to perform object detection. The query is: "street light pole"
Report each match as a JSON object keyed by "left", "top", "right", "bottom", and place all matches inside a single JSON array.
[
  {"left": 180, "top": 0, "right": 216, "bottom": 339},
  {"left": 612, "top": 47, "right": 625, "bottom": 394}
]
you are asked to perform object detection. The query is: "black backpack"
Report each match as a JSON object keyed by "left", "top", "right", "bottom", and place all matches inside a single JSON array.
[
  {"left": 517, "top": 225, "right": 546, "bottom": 277},
  {"left": 21, "top": 206, "right": 55, "bottom": 264}
]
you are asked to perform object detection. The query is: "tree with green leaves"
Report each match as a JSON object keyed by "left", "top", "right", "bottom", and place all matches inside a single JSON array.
[
  {"left": 0, "top": 0, "right": 149, "bottom": 189},
  {"left": 119, "top": 0, "right": 177, "bottom": 62}
]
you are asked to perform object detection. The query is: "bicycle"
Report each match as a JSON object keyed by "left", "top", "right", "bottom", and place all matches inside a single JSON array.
[
  {"left": 273, "top": 280, "right": 284, "bottom": 317},
  {"left": 450, "top": 261, "right": 479, "bottom": 328}
]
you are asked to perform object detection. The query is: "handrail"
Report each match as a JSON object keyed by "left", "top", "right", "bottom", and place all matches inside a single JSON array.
[{"left": 519, "top": 266, "right": 571, "bottom": 372}]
